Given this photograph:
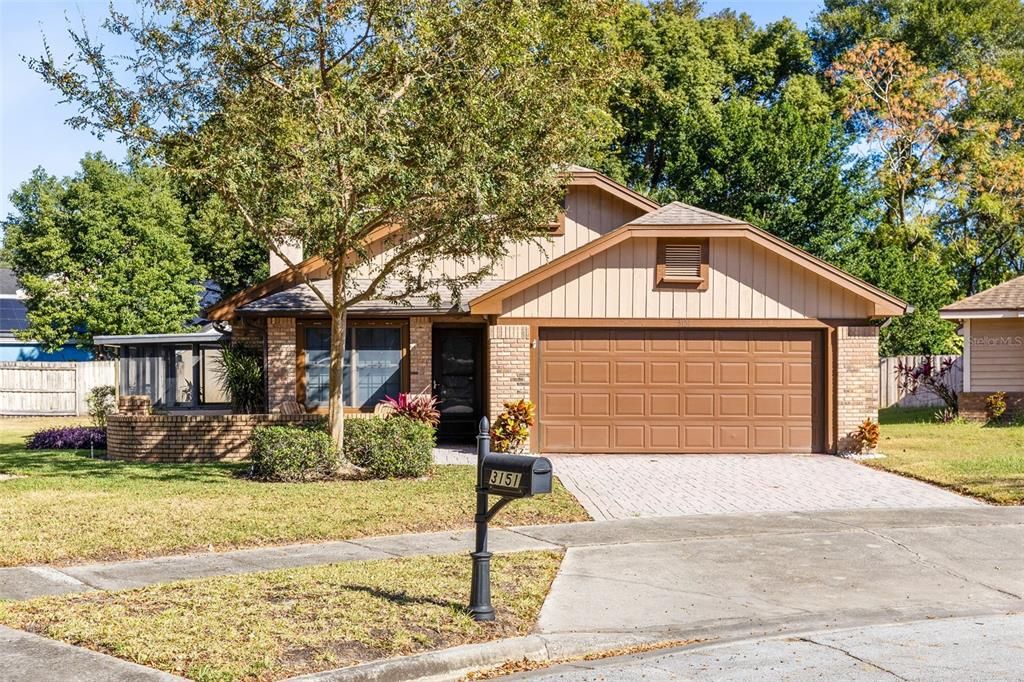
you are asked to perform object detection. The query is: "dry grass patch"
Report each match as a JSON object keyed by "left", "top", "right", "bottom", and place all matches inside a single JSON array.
[
  {"left": 0, "top": 551, "right": 562, "bottom": 682},
  {"left": 872, "top": 408, "right": 1024, "bottom": 504},
  {"left": 0, "top": 418, "right": 588, "bottom": 566}
]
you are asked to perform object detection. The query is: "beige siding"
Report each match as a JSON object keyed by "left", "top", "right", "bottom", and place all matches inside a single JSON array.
[
  {"left": 348, "top": 185, "right": 646, "bottom": 282},
  {"left": 968, "top": 319, "right": 1024, "bottom": 392},
  {"left": 501, "top": 237, "right": 875, "bottom": 320}
]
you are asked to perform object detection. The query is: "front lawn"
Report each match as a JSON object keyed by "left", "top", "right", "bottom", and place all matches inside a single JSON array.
[
  {"left": 0, "top": 418, "right": 587, "bottom": 566},
  {"left": 873, "top": 407, "right": 1024, "bottom": 504},
  {"left": 0, "top": 551, "right": 561, "bottom": 681}
]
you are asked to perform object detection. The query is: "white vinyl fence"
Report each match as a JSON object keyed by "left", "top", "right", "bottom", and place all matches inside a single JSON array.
[
  {"left": 0, "top": 361, "right": 117, "bottom": 416},
  {"left": 879, "top": 355, "right": 962, "bottom": 409}
]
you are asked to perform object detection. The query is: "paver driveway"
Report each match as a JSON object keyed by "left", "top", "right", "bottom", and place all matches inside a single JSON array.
[{"left": 547, "top": 454, "right": 981, "bottom": 520}]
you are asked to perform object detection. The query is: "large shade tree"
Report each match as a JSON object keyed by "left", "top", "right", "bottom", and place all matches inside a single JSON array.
[
  {"left": 2, "top": 154, "right": 204, "bottom": 349},
  {"left": 602, "top": 1, "right": 867, "bottom": 261},
  {"left": 30, "top": 0, "right": 622, "bottom": 457}
]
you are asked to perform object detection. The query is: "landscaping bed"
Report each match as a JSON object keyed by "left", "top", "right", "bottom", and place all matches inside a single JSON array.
[
  {"left": 0, "top": 418, "right": 588, "bottom": 566},
  {"left": 0, "top": 551, "right": 562, "bottom": 681},
  {"left": 872, "top": 407, "right": 1024, "bottom": 504}
]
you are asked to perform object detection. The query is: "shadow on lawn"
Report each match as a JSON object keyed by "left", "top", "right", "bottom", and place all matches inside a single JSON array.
[
  {"left": 0, "top": 442, "right": 244, "bottom": 483},
  {"left": 336, "top": 583, "right": 466, "bottom": 612},
  {"left": 879, "top": 407, "right": 939, "bottom": 425}
]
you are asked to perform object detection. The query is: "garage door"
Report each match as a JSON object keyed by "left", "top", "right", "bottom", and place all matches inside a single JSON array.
[{"left": 538, "top": 328, "right": 824, "bottom": 453}]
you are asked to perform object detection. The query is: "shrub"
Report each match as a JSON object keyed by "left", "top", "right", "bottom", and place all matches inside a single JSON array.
[
  {"left": 853, "top": 418, "right": 880, "bottom": 452},
  {"left": 26, "top": 426, "right": 107, "bottom": 450},
  {"left": 491, "top": 399, "right": 536, "bottom": 454},
  {"left": 86, "top": 385, "right": 117, "bottom": 426},
  {"left": 985, "top": 391, "right": 1008, "bottom": 422},
  {"left": 343, "top": 416, "right": 434, "bottom": 479},
  {"left": 250, "top": 425, "right": 340, "bottom": 482},
  {"left": 217, "top": 343, "right": 265, "bottom": 413},
  {"left": 935, "top": 407, "right": 959, "bottom": 424},
  {"left": 895, "top": 357, "right": 958, "bottom": 413},
  {"left": 381, "top": 392, "right": 440, "bottom": 426}
]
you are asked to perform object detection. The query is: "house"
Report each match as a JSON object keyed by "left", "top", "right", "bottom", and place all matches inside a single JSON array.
[
  {"left": 940, "top": 275, "right": 1024, "bottom": 419},
  {"left": 0, "top": 267, "right": 92, "bottom": 361},
  {"left": 94, "top": 324, "right": 231, "bottom": 412},
  {"left": 206, "top": 168, "right": 906, "bottom": 453}
]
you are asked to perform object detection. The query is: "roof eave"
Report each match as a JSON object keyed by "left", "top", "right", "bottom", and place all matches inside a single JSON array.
[{"left": 939, "top": 308, "right": 1024, "bottom": 320}]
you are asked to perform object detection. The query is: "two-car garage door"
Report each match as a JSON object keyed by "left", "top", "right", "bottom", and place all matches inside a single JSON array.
[{"left": 538, "top": 328, "right": 824, "bottom": 454}]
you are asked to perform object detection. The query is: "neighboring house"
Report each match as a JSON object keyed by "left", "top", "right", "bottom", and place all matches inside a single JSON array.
[
  {"left": 0, "top": 267, "right": 91, "bottom": 361},
  {"left": 940, "top": 275, "right": 1024, "bottom": 419},
  {"left": 207, "top": 168, "right": 907, "bottom": 453}
]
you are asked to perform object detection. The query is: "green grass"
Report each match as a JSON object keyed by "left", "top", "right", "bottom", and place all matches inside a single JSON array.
[
  {"left": 0, "top": 551, "right": 562, "bottom": 681},
  {"left": 872, "top": 407, "right": 1024, "bottom": 504},
  {"left": 0, "top": 418, "right": 588, "bottom": 566}
]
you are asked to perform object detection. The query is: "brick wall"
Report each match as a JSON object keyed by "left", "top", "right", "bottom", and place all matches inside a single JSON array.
[
  {"left": 266, "top": 317, "right": 297, "bottom": 412},
  {"left": 231, "top": 318, "right": 265, "bottom": 351},
  {"left": 106, "top": 413, "right": 323, "bottom": 462},
  {"left": 409, "top": 317, "right": 432, "bottom": 394},
  {"left": 836, "top": 325, "right": 879, "bottom": 452},
  {"left": 960, "top": 391, "right": 1024, "bottom": 421},
  {"left": 488, "top": 324, "right": 531, "bottom": 418}
]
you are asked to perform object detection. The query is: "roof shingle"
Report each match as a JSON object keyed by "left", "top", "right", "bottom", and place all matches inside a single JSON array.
[
  {"left": 941, "top": 275, "right": 1024, "bottom": 312},
  {"left": 626, "top": 201, "right": 744, "bottom": 226}
]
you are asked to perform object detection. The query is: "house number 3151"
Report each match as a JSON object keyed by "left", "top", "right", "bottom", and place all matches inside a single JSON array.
[{"left": 488, "top": 470, "right": 522, "bottom": 488}]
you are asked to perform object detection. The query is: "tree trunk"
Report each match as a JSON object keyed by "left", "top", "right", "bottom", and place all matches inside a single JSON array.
[{"left": 328, "top": 263, "right": 359, "bottom": 476}]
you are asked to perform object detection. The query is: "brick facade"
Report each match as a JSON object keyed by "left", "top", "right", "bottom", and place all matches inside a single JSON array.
[
  {"left": 959, "top": 391, "right": 1024, "bottom": 421},
  {"left": 106, "top": 413, "right": 322, "bottom": 462},
  {"left": 231, "top": 318, "right": 265, "bottom": 351},
  {"left": 409, "top": 316, "right": 432, "bottom": 394},
  {"left": 266, "top": 317, "right": 297, "bottom": 412},
  {"left": 488, "top": 324, "right": 531, "bottom": 418},
  {"left": 836, "top": 325, "right": 879, "bottom": 452}
]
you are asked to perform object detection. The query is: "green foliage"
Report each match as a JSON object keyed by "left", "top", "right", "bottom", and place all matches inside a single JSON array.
[
  {"left": 491, "top": 400, "right": 536, "bottom": 454},
  {"left": 1, "top": 155, "right": 204, "bottom": 350},
  {"left": 986, "top": 392, "right": 1008, "bottom": 423},
  {"left": 216, "top": 343, "right": 265, "bottom": 414},
  {"left": 250, "top": 425, "right": 339, "bottom": 482},
  {"left": 343, "top": 417, "right": 435, "bottom": 479},
  {"left": 603, "top": 2, "right": 865, "bottom": 259},
  {"left": 86, "top": 386, "right": 117, "bottom": 427},
  {"left": 29, "top": 0, "right": 627, "bottom": 445},
  {"left": 181, "top": 193, "right": 269, "bottom": 297}
]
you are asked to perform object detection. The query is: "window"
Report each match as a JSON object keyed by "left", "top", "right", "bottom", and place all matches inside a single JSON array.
[
  {"left": 656, "top": 238, "right": 709, "bottom": 290},
  {"left": 302, "top": 322, "right": 404, "bottom": 410}
]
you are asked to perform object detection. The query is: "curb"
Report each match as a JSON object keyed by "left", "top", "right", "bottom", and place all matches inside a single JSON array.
[{"left": 285, "top": 632, "right": 674, "bottom": 682}]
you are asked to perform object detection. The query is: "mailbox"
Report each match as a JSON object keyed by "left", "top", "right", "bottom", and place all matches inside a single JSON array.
[{"left": 482, "top": 454, "right": 552, "bottom": 499}]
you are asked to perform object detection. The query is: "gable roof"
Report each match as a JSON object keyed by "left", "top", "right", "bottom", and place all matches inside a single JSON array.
[
  {"left": 204, "top": 170, "right": 658, "bottom": 321},
  {"left": 940, "top": 275, "right": 1024, "bottom": 318},
  {"left": 470, "top": 201, "right": 907, "bottom": 317}
]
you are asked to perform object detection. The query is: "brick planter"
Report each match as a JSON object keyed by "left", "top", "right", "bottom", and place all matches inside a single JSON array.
[
  {"left": 959, "top": 391, "right": 1024, "bottom": 421},
  {"left": 106, "top": 413, "right": 323, "bottom": 463}
]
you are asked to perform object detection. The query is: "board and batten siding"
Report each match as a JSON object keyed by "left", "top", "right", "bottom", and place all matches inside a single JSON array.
[
  {"left": 348, "top": 185, "right": 647, "bottom": 283},
  {"left": 501, "top": 237, "right": 875, "bottom": 320},
  {"left": 967, "top": 318, "right": 1024, "bottom": 392}
]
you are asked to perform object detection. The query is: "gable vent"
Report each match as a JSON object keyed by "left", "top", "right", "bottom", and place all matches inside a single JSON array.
[{"left": 664, "top": 244, "right": 702, "bottom": 278}]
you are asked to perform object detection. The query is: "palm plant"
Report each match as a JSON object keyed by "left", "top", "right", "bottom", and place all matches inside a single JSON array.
[{"left": 216, "top": 343, "right": 265, "bottom": 413}]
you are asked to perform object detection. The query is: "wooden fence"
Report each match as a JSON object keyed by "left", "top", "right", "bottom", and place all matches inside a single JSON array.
[
  {"left": 879, "top": 355, "right": 962, "bottom": 409},
  {"left": 0, "top": 361, "right": 117, "bottom": 416}
]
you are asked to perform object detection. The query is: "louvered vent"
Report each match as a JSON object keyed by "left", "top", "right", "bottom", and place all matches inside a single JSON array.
[{"left": 664, "top": 244, "right": 702, "bottom": 278}]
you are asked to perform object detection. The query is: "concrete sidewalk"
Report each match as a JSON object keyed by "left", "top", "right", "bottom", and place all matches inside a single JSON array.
[
  {"left": 0, "top": 626, "right": 186, "bottom": 682},
  {"left": 508, "top": 613, "right": 1024, "bottom": 680},
  {"left": 2, "top": 506, "right": 1022, "bottom": 601}
]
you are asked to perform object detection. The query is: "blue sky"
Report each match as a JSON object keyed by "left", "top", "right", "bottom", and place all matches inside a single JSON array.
[{"left": 0, "top": 0, "right": 823, "bottom": 218}]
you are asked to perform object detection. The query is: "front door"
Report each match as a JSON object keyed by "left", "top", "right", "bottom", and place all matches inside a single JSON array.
[{"left": 433, "top": 326, "right": 484, "bottom": 441}]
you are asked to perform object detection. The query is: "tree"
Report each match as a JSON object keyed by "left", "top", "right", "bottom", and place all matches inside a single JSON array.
[
  {"left": 602, "top": 1, "right": 866, "bottom": 259},
  {"left": 30, "top": 0, "right": 622, "bottom": 460},
  {"left": 182, "top": 194, "right": 269, "bottom": 299},
  {"left": 2, "top": 155, "right": 204, "bottom": 349}
]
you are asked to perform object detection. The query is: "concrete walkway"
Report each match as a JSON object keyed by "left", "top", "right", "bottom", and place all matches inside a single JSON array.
[
  {"left": 0, "top": 626, "right": 186, "bottom": 682},
  {"left": 2, "top": 507, "right": 1019, "bottom": 603},
  {"left": 510, "top": 613, "right": 1024, "bottom": 680},
  {"left": 547, "top": 454, "right": 980, "bottom": 520}
]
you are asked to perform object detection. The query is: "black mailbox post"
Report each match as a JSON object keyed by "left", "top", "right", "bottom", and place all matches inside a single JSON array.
[{"left": 469, "top": 417, "right": 553, "bottom": 622}]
